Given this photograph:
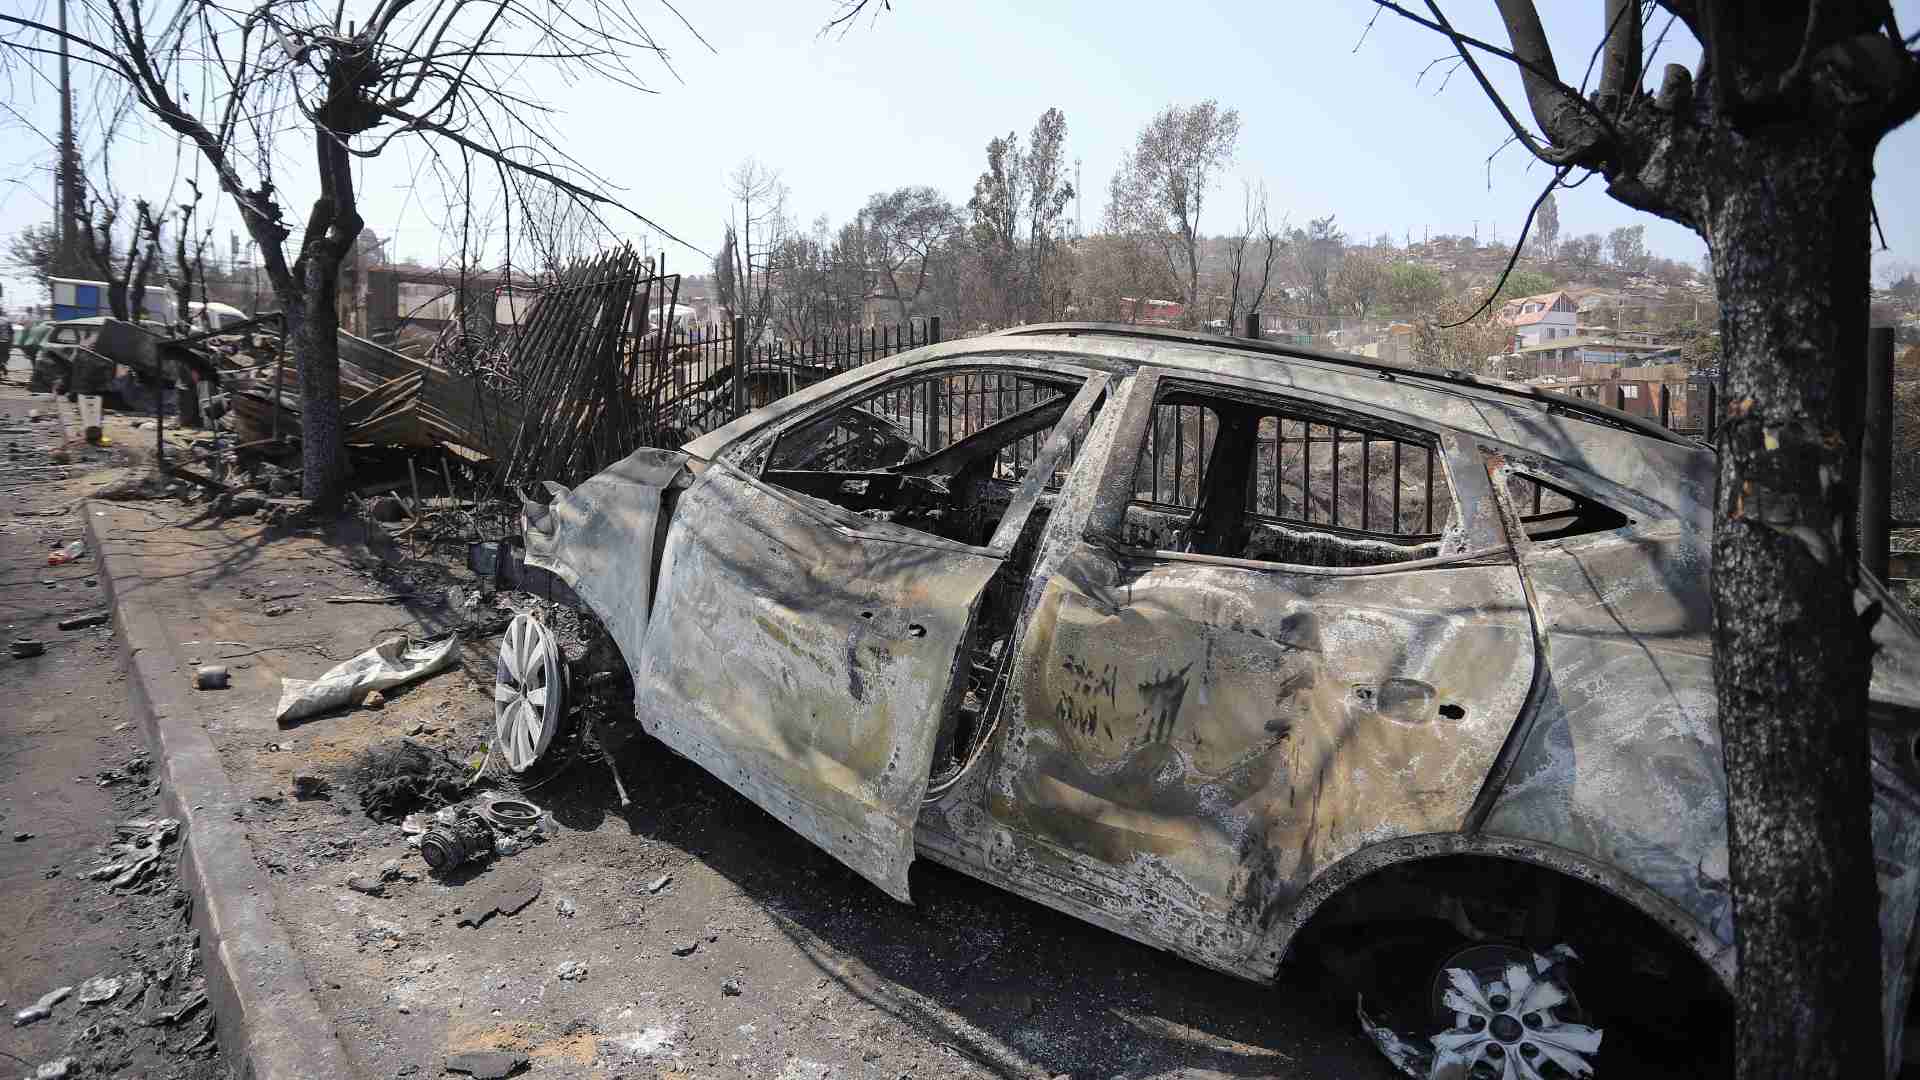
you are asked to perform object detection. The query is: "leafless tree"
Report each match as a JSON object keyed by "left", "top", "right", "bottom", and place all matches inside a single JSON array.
[
  {"left": 1412, "top": 293, "right": 1513, "bottom": 373},
  {"left": 7, "top": 223, "right": 60, "bottom": 291},
  {"left": 1367, "top": 1, "right": 1920, "bottom": 1073},
  {"left": 717, "top": 158, "right": 788, "bottom": 344},
  {"left": 1222, "top": 180, "right": 1281, "bottom": 331},
  {"left": 170, "top": 180, "right": 214, "bottom": 331},
  {"left": 2, "top": 0, "right": 698, "bottom": 507},
  {"left": 1107, "top": 100, "right": 1241, "bottom": 326},
  {"left": 517, "top": 184, "right": 614, "bottom": 282},
  {"left": 75, "top": 194, "right": 163, "bottom": 322}
]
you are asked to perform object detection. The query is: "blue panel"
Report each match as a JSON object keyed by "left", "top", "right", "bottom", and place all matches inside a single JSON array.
[{"left": 76, "top": 284, "right": 100, "bottom": 309}]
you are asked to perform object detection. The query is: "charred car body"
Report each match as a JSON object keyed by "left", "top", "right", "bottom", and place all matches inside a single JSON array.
[{"left": 522, "top": 324, "right": 1920, "bottom": 1077}]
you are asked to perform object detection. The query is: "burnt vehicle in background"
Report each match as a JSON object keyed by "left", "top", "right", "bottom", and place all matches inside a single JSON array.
[{"left": 516, "top": 324, "right": 1920, "bottom": 1078}]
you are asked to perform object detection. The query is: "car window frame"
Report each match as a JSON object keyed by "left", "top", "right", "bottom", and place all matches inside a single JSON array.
[
  {"left": 722, "top": 370, "right": 1109, "bottom": 561},
  {"left": 1083, "top": 367, "right": 1510, "bottom": 574},
  {"left": 743, "top": 357, "right": 1096, "bottom": 474}
]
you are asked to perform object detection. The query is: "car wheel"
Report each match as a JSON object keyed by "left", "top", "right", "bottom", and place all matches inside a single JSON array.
[
  {"left": 495, "top": 613, "right": 567, "bottom": 772},
  {"left": 1426, "top": 942, "right": 1602, "bottom": 1079}
]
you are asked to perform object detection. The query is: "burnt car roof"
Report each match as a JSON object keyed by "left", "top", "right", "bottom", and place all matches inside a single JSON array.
[{"left": 997, "top": 323, "right": 1696, "bottom": 449}]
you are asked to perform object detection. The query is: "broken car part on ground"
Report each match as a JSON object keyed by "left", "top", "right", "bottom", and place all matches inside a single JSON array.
[{"left": 519, "top": 323, "right": 1920, "bottom": 1079}]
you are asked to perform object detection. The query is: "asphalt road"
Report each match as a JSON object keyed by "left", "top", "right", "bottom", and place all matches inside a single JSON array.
[{"left": 0, "top": 380, "right": 228, "bottom": 1078}]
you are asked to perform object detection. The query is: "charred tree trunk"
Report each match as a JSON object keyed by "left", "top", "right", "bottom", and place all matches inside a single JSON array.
[
  {"left": 124, "top": 202, "right": 161, "bottom": 325},
  {"left": 292, "top": 269, "right": 344, "bottom": 505},
  {"left": 1708, "top": 135, "right": 1880, "bottom": 1079},
  {"left": 288, "top": 112, "right": 364, "bottom": 511}
]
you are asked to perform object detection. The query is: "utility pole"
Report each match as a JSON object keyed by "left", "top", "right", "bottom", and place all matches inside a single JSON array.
[
  {"left": 54, "top": 0, "right": 84, "bottom": 275},
  {"left": 1074, "top": 157, "right": 1083, "bottom": 237}
]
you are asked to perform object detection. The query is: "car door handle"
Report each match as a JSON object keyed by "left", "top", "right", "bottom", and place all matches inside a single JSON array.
[{"left": 1350, "top": 678, "right": 1464, "bottom": 725}]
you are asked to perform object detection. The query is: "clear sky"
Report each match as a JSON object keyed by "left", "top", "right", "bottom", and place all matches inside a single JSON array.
[{"left": 4, "top": 0, "right": 1918, "bottom": 307}]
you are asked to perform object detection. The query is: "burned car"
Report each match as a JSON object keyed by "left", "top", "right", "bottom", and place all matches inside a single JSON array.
[{"left": 519, "top": 324, "right": 1920, "bottom": 1077}]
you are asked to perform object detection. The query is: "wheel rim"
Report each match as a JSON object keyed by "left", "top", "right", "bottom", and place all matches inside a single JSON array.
[
  {"left": 495, "top": 613, "right": 565, "bottom": 772},
  {"left": 1428, "top": 944, "right": 1602, "bottom": 1079}
]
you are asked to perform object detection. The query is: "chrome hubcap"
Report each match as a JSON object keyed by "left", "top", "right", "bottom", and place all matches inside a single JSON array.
[{"left": 1431, "top": 947, "right": 1602, "bottom": 1079}]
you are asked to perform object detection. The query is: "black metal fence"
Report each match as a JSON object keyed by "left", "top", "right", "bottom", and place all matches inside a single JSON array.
[{"left": 646, "top": 316, "right": 942, "bottom": 441}]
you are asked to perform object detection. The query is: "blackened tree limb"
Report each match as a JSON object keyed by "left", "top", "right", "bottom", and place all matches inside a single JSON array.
[{"left": 1491, "top": 0, "right": 1612, "bottom": 163}]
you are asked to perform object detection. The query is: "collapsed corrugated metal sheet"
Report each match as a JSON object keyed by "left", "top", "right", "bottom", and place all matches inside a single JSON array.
[{"left": 225, "top": 331, "right": 520, "bottom": 453}]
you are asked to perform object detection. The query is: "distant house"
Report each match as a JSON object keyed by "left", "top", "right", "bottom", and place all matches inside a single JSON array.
[
  {"left": 1517, "top": 333, "right": 1682, "bottom": 377},
  {"left": 1498, "top": 290, "right": 1578, "bottom": 348},
  {"left": 1119, "top": 297, "right": 1186, "bottom": 326}
]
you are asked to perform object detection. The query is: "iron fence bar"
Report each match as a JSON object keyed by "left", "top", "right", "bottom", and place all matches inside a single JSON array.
[
  {"left": 1303, "top": 422, "right": 1314, "bottom": 524},
  {"left": 1393, "top": 441, "right": 1403, "bottom": 535},
  {"left": 1331, "top": 425, "right": 1342, "bottom": 527},
  {"left": 1424, "top": 445, "right": 1436, "bottom": 533},
  {"left": 1174, "top": 406, "right": 1185, "bottom": 505},
  {"left": 1360, "top": 432, "right": 1371, "bottom": 531}
]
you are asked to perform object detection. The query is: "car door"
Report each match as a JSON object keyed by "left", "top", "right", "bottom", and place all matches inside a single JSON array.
[
  {"left": 636, "top": 366, "right": 1108, "bottom": 902},
  {"left": 983, "top": 370, "right": 1538, "bottom": 978}
]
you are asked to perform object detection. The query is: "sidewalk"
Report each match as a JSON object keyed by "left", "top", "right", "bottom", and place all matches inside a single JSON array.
[{"left": 84, "top": 491, "right": 1387, "bottom": 1080}]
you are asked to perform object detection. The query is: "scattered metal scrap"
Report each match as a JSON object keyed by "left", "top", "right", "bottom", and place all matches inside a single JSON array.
[
  {"left": 76, "top": 975, "right": 124, "bottom": 1007},
  {"left": 225, "top": 330, "right": 519, "bottom": 453},
  {"left": 12, "top": 985, "right": 72, "bottom": 1026},
  {"left": 420, "top": 810, "right": 495, "bottom": 872},
  {"left": 88, "top": 818, "right": 180, "bottom": 891},
  {"left": 445, "top": 1050, "right": 528, "bottom": 1079},
  {"left": 454, "top": 874, "right": 542, "bottom": 928}
]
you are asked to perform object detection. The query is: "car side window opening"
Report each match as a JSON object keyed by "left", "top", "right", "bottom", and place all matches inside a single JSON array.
[
  {"left": 762, "top": 368, "right": 1086, "bottom": 549},
  {"left": 1124, "top": 386, "right": 1459, "bottom": 568},
  {"left": 1502, "top": 471, "right": 1632, "bottom": 541}
]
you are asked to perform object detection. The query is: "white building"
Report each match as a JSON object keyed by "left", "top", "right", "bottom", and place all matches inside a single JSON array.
[{"left": 1498, "top": 290, "right": 1578, "bottom": 349}]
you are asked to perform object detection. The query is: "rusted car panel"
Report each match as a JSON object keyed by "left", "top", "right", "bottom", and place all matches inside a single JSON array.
[
  {"left": 632, "top": 463, "right": 1000, "bottom": 902},
  {"left": 987, "top": 546, "right": 1536, "bottom": 977},
  {"left": 523, "top": 447, "right": 690, "bottom": 654},
  {"left": 1480, "top": 521, "right": 1732, "bottom": 948},
  {"left": 537, "top": 326, "right": 1920, "bottom": 1075}
]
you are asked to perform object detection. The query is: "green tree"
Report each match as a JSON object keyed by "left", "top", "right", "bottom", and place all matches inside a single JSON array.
[
  {"left": 859, "top": 186, "right": 959, "bottom": 324},
  {"left": 1497, "top": 267, "right": 1558, "bottom": 299},
  {"left": 1288, "top": 214, "right": 1346, "bottom": 315},
  {"left": 1607, "top": 223, "right": 1649, "bottom": 270},
  {"left": 1534, "top": 190, "right": 1560, "bottom": 258},
  {"left": 1107, "top": 100, "right": 1242, "bottom": 326},
  {"left": 1386, "top": 262, "right": 1445, "bottom": 316}
]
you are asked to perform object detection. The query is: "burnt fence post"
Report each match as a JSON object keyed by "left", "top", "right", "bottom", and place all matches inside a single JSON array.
[
  {"left": 1245, "top": 312, "right": 1260, "bottom": 341},
  {"left": 1863, "top": 326, "right": 1895, "bottom": 583},
  {"left": 731, "top": 316, "right": 748, "bottom": 421}
]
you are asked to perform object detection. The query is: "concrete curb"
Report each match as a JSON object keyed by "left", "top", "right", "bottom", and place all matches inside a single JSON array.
[{"left": 86, "top": 502, "right": 360, "bottom": 1080}]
